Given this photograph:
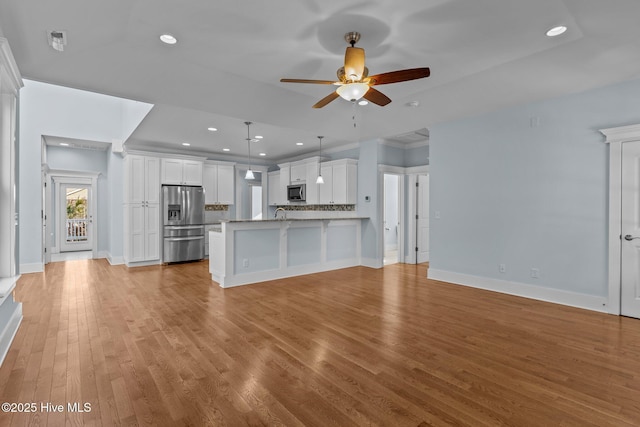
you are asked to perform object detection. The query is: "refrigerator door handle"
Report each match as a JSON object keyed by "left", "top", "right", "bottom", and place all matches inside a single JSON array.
[
  {"left": 165, "top": 236, "right": 204, "bottom": 242},
  {"left": 164, "top": 225, "right": 204, "bottom": 230}
]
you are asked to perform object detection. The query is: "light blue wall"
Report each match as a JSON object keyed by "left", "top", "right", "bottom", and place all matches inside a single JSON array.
[
  {"left": 378, "top": 145, "right": 405, "bottom": 167},
  {"left": 326, "top": 147, "right": 360, "bottom": 161},
  {"left": 357, "top": 140, "right": 380, "bottom": 261},
  {"left": 430, "top": 77, "right": 640, "bottom": 297},
  {"left": 404, "top": 145, "right": 429, "bottom": 167}
]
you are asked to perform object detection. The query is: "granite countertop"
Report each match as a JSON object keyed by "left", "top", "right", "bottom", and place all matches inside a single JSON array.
[{"left": 220, "top": 217, "right": 369, "bottom": 223}]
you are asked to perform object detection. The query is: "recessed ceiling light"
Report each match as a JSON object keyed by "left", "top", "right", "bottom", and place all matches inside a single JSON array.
[
  {"left": 223, "top": 148, "right": 230, "bottom": 152},
  {"left": 207, "top": 127, "right": 217, "bottom": 131},
  {"left": 59, "top": 142, "right": 69, "bottom": 146},
  {"left": 182, "top": 142, "right": 190, "bottom": 146},
  {"left": 358, "top": 100, "right": 369, "bottom": 106},
  {"left": 546, "top": 26, "right": 567, "bottom": 37},
  {"left": 406, "top": 100, "right": 420, "bottom": 108},
  {"left": 160, "top": 34, "right": 177, "bottom": 44},
  {"left": 259, "top": 153, "right": 266, "bottom": 156},
  {"left": 255, "top": 135, "right": 263, "bottom": 139},
  {"left": 296, "top": 142, "right": 304, "bottom": 146}
]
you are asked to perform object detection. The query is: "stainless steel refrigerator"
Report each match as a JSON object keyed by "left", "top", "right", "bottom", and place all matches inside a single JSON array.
[{"left": 162, "top": 185, "right": 205, "bottom": 263}]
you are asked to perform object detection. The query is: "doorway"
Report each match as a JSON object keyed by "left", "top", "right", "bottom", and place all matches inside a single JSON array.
[
  {"left": 47, "top": 172, "right": 99, "bottom": 261},
  {"left": 383, "top": 174, "right": 400, "bottom": 265},
  {"left": 251, "top": 185, "right": 263, "bottom": 220},
  {"left": 602, "top": 123, "right": 640, "bottom": 318},
  {"left": 416, "top": 174, "right": 429, "bottom": 264},
  {"left": 59, "top": 183, "right": 93, "bottom": 252},
  {"left": 620, "top": 140, "right": 640, "bottom": 318}
]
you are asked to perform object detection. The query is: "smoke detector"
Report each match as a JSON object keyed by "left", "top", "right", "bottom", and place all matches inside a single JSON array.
[{"left": 47, "top": 30, "right": 67, "bottom": 52}]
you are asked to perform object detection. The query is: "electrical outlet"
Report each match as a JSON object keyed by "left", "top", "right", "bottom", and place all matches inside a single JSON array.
[
  {"left": 530, "top": 268, "right": 539, "bottom": 278},
  {"left": 243, "top": 259, "right": 249, "bottom": 268},
  {"left": 435, "top": 211, "right": 441, "bottom": 219},
  {"left": 499, "top": 264, "right": 506, "bottom": 273}
]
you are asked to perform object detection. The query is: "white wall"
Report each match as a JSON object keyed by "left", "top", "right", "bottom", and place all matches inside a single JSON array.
[
  {"left": 19, "top": 80, "right": 151, "bottom": 271},
  {"left": 429, "top": 77, "right": 640, "bottom": 310}
]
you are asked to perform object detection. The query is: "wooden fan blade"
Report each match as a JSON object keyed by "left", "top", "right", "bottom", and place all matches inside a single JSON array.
[
  {"left": 280, "top": 78, "right": 338, "bottom": 85},
  {"left": 363, "top": 87, "right": 391, "bottom": 106},
  {"left": 312, "top": 91, "right": 339, "bottom": 109},
  {"left": 367, "top": 67, "right": 430, "bottom": 85},
  {"left": 344, "top": 47, "right": 365, "bottom": 81}
]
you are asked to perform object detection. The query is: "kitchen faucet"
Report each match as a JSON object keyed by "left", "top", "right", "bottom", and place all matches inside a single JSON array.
[{"left": 274, "top": 207, "right": 286, "bottom": 219}]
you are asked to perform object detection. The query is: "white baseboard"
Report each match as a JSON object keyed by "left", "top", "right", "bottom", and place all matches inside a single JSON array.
[
  {"left": 0, "top": 300, "right": 22, "bottom": 367},
  {"left": 19, "top": 263, "right": 43, "bottom": 274},
  {"left": 427, "top": 269, "right": 608, "bottom": 313},
  {"left": 360, "top": 257, "right": 383, "bottom": 269},
  {"left": 100, "top": 252, "right": 125, "bottom": 265},
  {"left": 125, "top": 259, "right": 160, "bottom": 268}
]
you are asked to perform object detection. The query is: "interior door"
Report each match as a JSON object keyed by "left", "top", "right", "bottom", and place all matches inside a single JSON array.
[
  {"left": 60, "top": 183, "right": 92, "bottom": 252},
  {"left": 417, "top": 174, "right": 429, "bottom": 263},
  {"left": 621, "top": 141, "right": 640, "bottom": 318}
]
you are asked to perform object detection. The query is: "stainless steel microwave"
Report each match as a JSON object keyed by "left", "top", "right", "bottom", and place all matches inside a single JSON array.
[{"left": 287, "top": 184, "right": 306, "bottom": 202}]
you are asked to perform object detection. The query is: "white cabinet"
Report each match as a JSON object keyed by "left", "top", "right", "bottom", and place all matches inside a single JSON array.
[
  {"left": 318, "top": 159, "right": 357, "bottom": 204},
  {"left": 268, "top": 171, "right": 281, "bottom": 205},
  {"left": 125, "top": 203, "right": 160, "bottom": 263},
  {"left": 274, "top": 157, "right": 356, "bottom": 205},
  {"left": 290, "top": 163, "right": 306, "bottom": 182},
  {"left": 161, "top": 158, "right": 203, "bottom": 185},
  {"left": 203, "top": 162, "right": 235, "bottom": 204},
  {"left": 124, "top": 155, "right": 161, "bottom": 264},
  {"left": 125, "top": 155, "right": 160, "bottom": 204},
  {"left": 278, "top": 164, "right": 291, "bottom": 204}
]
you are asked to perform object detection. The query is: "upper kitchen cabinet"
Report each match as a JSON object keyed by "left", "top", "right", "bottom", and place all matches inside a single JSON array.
[
  {"left": 290, "top": 163, "right": 306, "bottom": 183},
  {"left": 268, "top": 170, "right": 281, "bottom": 206},
  {"left": 161, "top": 158, "right": 203, "bottom": 186},
  {"left": 318, "top": 159, "right": 357, "bottom": 204},
  {"left": 203, "top": 162, "right": 235, "bottom": 204},
  {"left": 124, "top": 155, "right": 160, "bottom": 204}
]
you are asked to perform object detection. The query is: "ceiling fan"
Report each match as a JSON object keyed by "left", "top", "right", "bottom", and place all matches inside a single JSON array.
[{"left": 280, "top": 32, "right": 430, "bottom": 108}]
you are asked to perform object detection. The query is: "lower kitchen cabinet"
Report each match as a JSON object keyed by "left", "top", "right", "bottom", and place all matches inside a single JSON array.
[{"left": 124, "top": 203, "right": 160, "bottom": 265}]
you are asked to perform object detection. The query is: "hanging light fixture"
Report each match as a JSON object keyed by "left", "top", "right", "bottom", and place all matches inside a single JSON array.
[
  {"left": 316, "top": 136, "right": 324, "bottom": 184},
  {"left": 244, "top": 121, "right": 255, "bottom": 180}
]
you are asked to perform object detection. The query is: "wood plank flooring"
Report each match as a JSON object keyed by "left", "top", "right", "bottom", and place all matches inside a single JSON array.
[{"left": 1, "top": 259, "right": 640, "bottom": 426}]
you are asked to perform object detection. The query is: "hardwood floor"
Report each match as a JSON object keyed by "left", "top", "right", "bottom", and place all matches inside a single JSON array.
[{"left": 1, "top": 260, "right": 640, "bottom": 426}]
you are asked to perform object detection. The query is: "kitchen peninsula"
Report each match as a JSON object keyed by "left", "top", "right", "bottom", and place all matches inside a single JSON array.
[{"left": 209, "top": 217, "right": 368, "bottom": 287}]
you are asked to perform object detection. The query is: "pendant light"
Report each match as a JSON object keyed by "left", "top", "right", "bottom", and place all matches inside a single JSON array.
[
  {"left": 316, "top": 136, "right": 324, "bottom": 184},
  {"left": 244, "top": 121, "right": 255, "bottom": 180}
]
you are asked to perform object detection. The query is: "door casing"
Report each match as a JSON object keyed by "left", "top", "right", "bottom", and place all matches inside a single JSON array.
[
  {"left": 46, "top": 170, "right": 99, "bottom": 261},
  {"left": 602, "top": 123, "right": 640, "bottom": 315}
]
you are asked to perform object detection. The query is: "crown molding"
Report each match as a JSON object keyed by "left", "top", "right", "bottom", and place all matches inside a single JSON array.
[{"left": 0, "top": 37, "right": 23, "bottom": 93}]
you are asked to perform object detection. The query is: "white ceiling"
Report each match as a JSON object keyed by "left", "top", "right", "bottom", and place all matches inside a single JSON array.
[{"left": 2, "top": 0, "right": 640, "bottom": 161}]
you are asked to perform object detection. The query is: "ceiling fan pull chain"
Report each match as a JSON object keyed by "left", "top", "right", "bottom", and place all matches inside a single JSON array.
[{"left": 352, "top": 101, "right": 357, "bottom": 128}]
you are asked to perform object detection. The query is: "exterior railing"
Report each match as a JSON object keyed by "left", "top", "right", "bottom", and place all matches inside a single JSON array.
[{"left": 66, "top": 218, "right": 88, "bottom": 242}]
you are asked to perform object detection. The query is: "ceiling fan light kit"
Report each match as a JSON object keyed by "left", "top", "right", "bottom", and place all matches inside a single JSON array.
[
  {"left": 280, "top": 31, "right": 430, "bottom": 108},
  {"left": 336, "top": 82, "right": 369, "bottom": 102}
]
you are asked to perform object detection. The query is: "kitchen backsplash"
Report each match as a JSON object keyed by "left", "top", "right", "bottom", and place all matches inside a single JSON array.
[
  {"left": 205, "top": 204, "right": 229, "bottom": 211},
  {"left": 204, "top": 207, "right": 230, "bottom": 224},
  {"left": 274, "top": 204, "right": 355, "bottom": 211}
]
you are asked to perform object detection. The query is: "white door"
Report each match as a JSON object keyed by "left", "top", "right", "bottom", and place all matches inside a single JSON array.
[
  {"left": 621, "top": 141, "right": 640, "bottom": 318},
  {"left": 417, "top": 174, "right": 429, "bottom": 263},
  {"left": 60, "top": 183, "right": 93, "bottom": 252}
]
